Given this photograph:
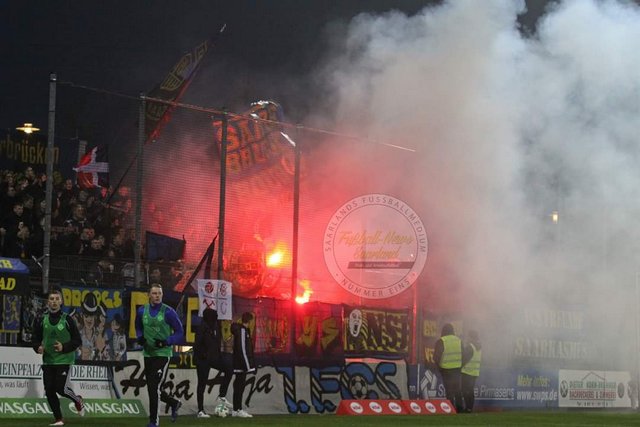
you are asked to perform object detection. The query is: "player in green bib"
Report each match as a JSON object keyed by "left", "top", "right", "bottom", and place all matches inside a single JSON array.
[
  {"left": 32, "top": 287, "right": 85, "bottom": 427},
  {"left": 135, "top": 283, "right": 184, "bottom": 427}
]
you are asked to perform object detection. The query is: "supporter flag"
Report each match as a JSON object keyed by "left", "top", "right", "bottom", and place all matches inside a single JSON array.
[
  {"left": 145, "top": 24, "right": 226, "bottom": 143},
  {"left": 74, "top": 145, "right": 109, "bottom": 189},
  {"left": 145, "top": 39, "right": 208, "bottom": 143}
]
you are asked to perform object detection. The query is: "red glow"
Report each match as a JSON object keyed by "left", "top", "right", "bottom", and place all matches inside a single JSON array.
[
  {"left": 266, "top": 251, "right": 284, "bottom": 267},
  {"left": 295, "top": 279, "right": 313, "bottom": 304},
  {"left": 265, "top": 242, "right": 291, "bottom": 268}
]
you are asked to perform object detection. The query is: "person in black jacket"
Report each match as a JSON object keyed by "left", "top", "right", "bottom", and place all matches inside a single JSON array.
[
  {"left": 194, "top": 308, "right": 222, "bottom": 418},
  {"left": 230, "top": 312, "right": 256, "bottom": 418},
  {"left": 32, "top": 287, "right": 85, "bottom": 426}
]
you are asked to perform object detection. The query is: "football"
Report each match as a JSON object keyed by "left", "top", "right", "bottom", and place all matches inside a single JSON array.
[
  {"left": 348, "top": 374, "right": 369, "bottom": 399},
  {"left": 214, "top": 403, "right": 230, "bottom": 418}
]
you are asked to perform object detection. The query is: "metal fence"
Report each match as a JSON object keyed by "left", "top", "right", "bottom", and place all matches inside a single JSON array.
[{"left": 19, "top": 75, "right": 422, "bottom": 312}]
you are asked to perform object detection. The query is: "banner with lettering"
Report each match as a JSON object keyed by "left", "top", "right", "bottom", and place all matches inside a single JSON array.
[
  {"left": 0, "top": 294, "right": 21, "bottom": 345},
  {"left": 114, "top": 351, "right": 408, "bottom": 415},
  {"left": 343, "top": 305, "right": 411, "bottom": 359},
  {"left": 0, "top": 257, "right": 29, "bottom": 296},
  {"left": 0, "top": 130, "right": 78, "bottom": 179},
  {"left": 558, "top": 370, "right": 631, "bottom": 408},
  {"left": 60, "top": 285, "right": 126, "bottom": 363},
  {"left": 294, "top": 302, "right": 343, "bottom": 366},
  {"left": 0, "top": 346, "right": 116, "bottom": 399},
  {"left": 196, "top": 279, "right": 232, "bottom": 320},
  {"left": 511, "top": 305, "right": 592, "bottom": 368},
  {"left": 225, "top": 297, "right": 292, "bottom": 365}
]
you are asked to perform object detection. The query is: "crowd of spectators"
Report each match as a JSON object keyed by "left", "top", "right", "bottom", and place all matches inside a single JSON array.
[{"left": 0, "top": 166, "right": 178, "bottom": 287}]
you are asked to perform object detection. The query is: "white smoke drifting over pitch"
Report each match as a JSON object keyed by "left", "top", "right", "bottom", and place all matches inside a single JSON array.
[{"left": 317, "top": 0, "right": 640, "bottom": 370}]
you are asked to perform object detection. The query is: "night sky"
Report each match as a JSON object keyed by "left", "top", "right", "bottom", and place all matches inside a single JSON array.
[{"left": 1, "top": 0, "right": 547, "bottom": 136}]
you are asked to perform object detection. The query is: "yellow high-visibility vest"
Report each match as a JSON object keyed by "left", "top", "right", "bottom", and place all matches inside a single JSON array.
[
  {"left": 461, "top": 343, "right": 481, "bottom": 377},
  {"left": 439, "top": 335, "right": 462, "bottom": 369}
]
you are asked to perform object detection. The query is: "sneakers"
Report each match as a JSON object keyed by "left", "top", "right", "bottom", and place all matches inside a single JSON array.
[
  {"left": 217, "top": 395, "right": 232, "bottom": 408},
  {"left": 197, "top": 410, "right": 210, "bottom": 418},
  {"left": 170, "top": 400, "right": 182, "bottom": 422},
  {"left": 75, "top": 395, "right": 85, "bottom": 416},
  {"left": 232, "top": 409, "right": 253, "bottom": 418},
  {"left": 49, "top": 420, "right": 65, "bottom": 427}
]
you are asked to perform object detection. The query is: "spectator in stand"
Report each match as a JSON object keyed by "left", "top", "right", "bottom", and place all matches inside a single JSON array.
[
  {"left": 3, "top": 222, "right": 34, "bottom": 259},
  {"left": 2, "top": 201, "right": 25, "bottom": 232},
  {"left": 122, "top": 227, "right": 136, "bottom": 260},
  {"left": 33, "top": 198, "right": 47, "bottom": 227},
  {"left": 84, "top": 236, "right": 106, "bottom": 258},
  {"left": 23, "top": 166, "right": 36, "bottom": 185},
  {"left": 110, "top": 185, "right": 132, "bottom": 227},
  {"left": 27, "top": 171, "right": 46, "bottom": 202},
  {"left": 51, "top": 222, "right": 78, "bottom": 256},
  {"left": 1, "top": 185, "right": 18, "bottom": 219},
  {"left": 148, "top": 267, "right": 163, "bottom": 285},
  {"left": 64, "top": 204, "right": 91, "bottom": 234},
  {"left": 21, "top": 194, "right": 35, "bottom": 229},
  {"left": 109, "top": 228, "right": 126, "bottom": 259},
  {"left": 16, "top": 175, "right": 30, "bottom": 197},
  {"left": 85, "top": 190, "right": 104, "bottom": 230},
  {"left": 77, "top": 189, "right": 89, "bottom": 206},
  {"left": 57, "top": 179, "right": 79, "bottom": 219},
  {"left": 1, "top": 201, "right": 25, "bottom": 255},
  {"left": 1, "top": 171, "right": 16, "bottom": 193},
  {"left": 75, "top": 226, "right": 96, "bottom": 256},
  {"left": 167, "top": 261, "right": 185, "bottom": 289}
]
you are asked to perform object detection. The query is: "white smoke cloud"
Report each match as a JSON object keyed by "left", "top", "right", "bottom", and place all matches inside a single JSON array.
[{"left": 316, "top": 0, "right": 640, "bottom": 369}]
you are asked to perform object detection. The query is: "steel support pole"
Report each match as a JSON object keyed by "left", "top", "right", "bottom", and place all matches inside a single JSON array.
[
  {"left": 42, "top": 73, "right": 57, "bottom": 293},
  {"left": 216, "top": 113, "right": 228, "bottom": 280},
  {"left": 134, "top": 94, "right": 145, "bottom": 288}
]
